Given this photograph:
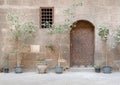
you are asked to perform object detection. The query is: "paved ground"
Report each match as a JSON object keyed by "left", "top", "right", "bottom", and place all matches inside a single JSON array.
[{"left": 0, "top": 72, "right": 120, "bottom": 85}]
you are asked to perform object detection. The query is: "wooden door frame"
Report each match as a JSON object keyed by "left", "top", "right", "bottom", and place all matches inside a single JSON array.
[{"left": 70, "top": 20, "right": 95, "bottom": 67}]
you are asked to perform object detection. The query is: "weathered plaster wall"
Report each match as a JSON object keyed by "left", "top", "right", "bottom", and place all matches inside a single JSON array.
[{"left": 0, "top": 0, "right": 120, "bottom": 71}]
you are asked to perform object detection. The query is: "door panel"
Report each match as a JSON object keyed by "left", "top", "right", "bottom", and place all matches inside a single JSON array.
[{"left": 70, "top": 20, "right": 94, "bottom": 67}]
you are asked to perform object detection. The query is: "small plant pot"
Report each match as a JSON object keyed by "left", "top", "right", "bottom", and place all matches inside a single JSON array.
[
  {"left": 3, "top": 67, "right": 9, "bottom": 73},
  {"left": 102, "top": 66, "right": 112, "bottom": 73},
  {"left": 55, "top": 66, "right": 63, "bottom": 74},
  {"left": 15, "top": 66, "right": 23, "bottom": 73},
  {"left": 37, "top": 64, "right": 47, "bottom": 74},
  {"left": 95, "top": 68, "right": 101, "bottom": 73}
]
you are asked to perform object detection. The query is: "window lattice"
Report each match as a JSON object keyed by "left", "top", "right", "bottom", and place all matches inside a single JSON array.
[{"left": 40, "top": 7, "right": 54, "bottom": 28}]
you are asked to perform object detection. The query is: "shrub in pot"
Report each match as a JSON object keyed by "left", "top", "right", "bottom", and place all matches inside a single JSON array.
[
  {"left": 7, "top": 14, "right": 37, "bottom": 73},
  {"left": 98, "top": 25, "right": 112, "bottom": 73},
  {"left": 3, "top": 53, "right": 9, "bottom": 73},
  {"left": 45, "top": 2, "right": 83, "bottom": 73},
  {"left": 45, "top": 44, "right": 64, "bottom": 73},
  {"left": 112, "top": 28, "right": 120, "bottom": 71},
  {"left": 94, "top": 65, "right": 101, "bottom": 73},
  {"left": 3, "top": 67, "right": 9, "bottom": 73},
  {"left": 102, "top": 66, "right": 112, "bottom": 73},
  {"left": 55, "top": 66, "right": 63, "bottom": 74},
  {"left": 37, "top": 59, "right": 48, "bottom": 74},
  {"left": 55, "top": 56, "right": 67, "bottom": 74}
]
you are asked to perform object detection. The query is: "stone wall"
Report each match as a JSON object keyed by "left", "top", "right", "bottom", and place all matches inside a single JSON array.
[{"left": 0, "top": 0, "right": 120, "bottom": 71}]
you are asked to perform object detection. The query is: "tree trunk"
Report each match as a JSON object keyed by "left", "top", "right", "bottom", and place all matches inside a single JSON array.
[{"left": 15, "top": 37, "right": 22, "bottom": 67}]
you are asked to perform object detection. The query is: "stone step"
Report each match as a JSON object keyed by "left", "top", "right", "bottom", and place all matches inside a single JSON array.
[{"left": 68, "top": 67, "right": 95, "bottom": 72}]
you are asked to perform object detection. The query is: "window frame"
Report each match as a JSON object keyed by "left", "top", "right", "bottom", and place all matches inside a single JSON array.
[{"left": 40, "top": 7, "right": 54, "bottom": 28}]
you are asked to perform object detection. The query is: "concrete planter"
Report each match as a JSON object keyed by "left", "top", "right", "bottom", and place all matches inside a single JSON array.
[{"left": 37, "top": 65, "right": 47, "bottom": 74}]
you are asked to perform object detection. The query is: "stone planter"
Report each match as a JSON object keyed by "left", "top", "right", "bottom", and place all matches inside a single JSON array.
[{"left": 37, "top": 64, "right": 47, "bottom": 74}]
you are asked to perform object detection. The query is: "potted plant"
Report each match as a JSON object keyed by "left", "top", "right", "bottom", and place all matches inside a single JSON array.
[
  {"left": 94, "top": 65, "right": 101, "bottom": 73},
  {"left": 3, "top": 53, "right": 9, "bottom": 73},
  {"left": 48, "top": 26, "right": 66, "bottom": 74},
  {"left": 98, "top": 25, "right": 112, "bottom": 73},
  {"left": 44, "top": 2, "right": 83, "bottom": 73},
  {"left": 50, "top": 26, "right": 71, "bottom": 73},
  {"left": 37, "top": 59, "right": 48, "bottom": 74},
  {"left": 55, "top": 56, "right": 66, "bottom": 74},
  {"left": 30, "top": 45, "right": 48, "bottom": 74},
  {"left": 112, "top": 28, "right": 120, "bottom": 71},
  {"left": 0, "top": 53, "right": 9, "bottom": 73},
  {"left": 7, "top": 14, "right": 37, "bottom": 73},
  {"left": 113, "top": 28, "right": 120, "bottom": 47},
  {"left": 46, "top": 43, "right": 65, "bottom": 73}
]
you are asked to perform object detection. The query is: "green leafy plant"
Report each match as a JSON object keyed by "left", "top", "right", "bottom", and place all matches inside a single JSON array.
[
  {"left": 113, "top": 28, "right": 120, "bottom": 47},
  {"left": 46, "top": 45, "right": 55, "bottom": 52},
  {"left": 48, "top": 1, "right": 83, "bottom": 34},
  {"left": 39, "top": 58, "right": 48, "bottom": 65},
  {"left": 7, "top": 13, "right": 37, "bottom": 67},
  {"left": 94, "top": 65, "right": 101, "bottom": 69},
  {"left": 98, "top": 25, "right": 109, "bottom": 41},
  {"left": 98, "top": 25, "right": 109, "bottom": 66},
  {"left": 47, "top": 1, "right": 83, "bottom": 67}
]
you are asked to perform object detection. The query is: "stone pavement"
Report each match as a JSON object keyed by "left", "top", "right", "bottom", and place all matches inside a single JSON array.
[{"left": 0, "top": 72, "right": 120, "bottom": 85}]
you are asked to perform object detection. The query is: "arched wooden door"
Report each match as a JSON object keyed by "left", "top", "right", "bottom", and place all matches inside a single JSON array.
[{"left": 70, "top": 20, "right": 94, "bottom": 67}]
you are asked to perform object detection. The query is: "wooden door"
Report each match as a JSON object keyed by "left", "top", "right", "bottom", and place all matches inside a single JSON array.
[{"left": 70, "top": 20, "right": 94, "bottom": 67}]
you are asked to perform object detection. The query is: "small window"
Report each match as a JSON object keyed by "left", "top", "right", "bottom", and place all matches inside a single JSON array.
[{"left": 40, "top": 7, "right": 54, "bottom": 28}]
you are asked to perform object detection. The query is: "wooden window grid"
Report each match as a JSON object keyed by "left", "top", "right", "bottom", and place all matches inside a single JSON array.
[{"left": 40, "top": 7, "right": 54, "bottom": 28}]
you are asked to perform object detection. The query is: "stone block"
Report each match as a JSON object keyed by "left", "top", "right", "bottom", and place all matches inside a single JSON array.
[
  {"left": 34, "top": 0, "right": 55, "bottom": 6},
  {"left": 109, "top": 7, "right": 120, "bottom": 15},
  {"left": 54, "top": 0, "right": 73, "bottom": 7},
  {"left": 103, "top": 0, "right": 117, "bottom": 6},
  {"left": 54, "top": 15, "right": 66, "bottom": 24},
  {"left": 21, "top": 8, "right": 39, "bottom": 14},
  {"left": 111, "top": 14, "right": 120, "bottom": 23},
  {"left": 9, "top": 61, "right": 16, "bottom": 69},
  {"left": 22, "top": 53, "right": 39, "bottom": 61},
  {"left": 96, "top": 14, "right": 111, "bottom": 24},
  {"left": 0, "top": 8, "right": 9, "bottom": 14},
  {"left": 7, "top": 0, "right": 22, "bottom": 5},
  {"left": 0, "top": 0, "right": 4, "bottom": 5},
  {"left": 9, "top": 56, "right": 16, "bottom": 61},
  {"left": 0, "top": 14, "right": 7, "bottom": 22},
  {"left": 21, "top": 0, "right": 34, "bottom": 6},
  {"left": 22, "top": 14, "right": 39, "bottom": 24},
  {"left": 22, "top": 61, "right": 38, "bottom": 68},
  {"left": 54, "top": 8, "right": 66, "bottom": 16},
  {"left": 46, "top": 59, "right": 57, "bottom": 68},
  {"left": 85, "top": 0, "right": 104, "bottom": 6},
  {"left": 0, "top": 22, "right": 9, "bottom": 29}
]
